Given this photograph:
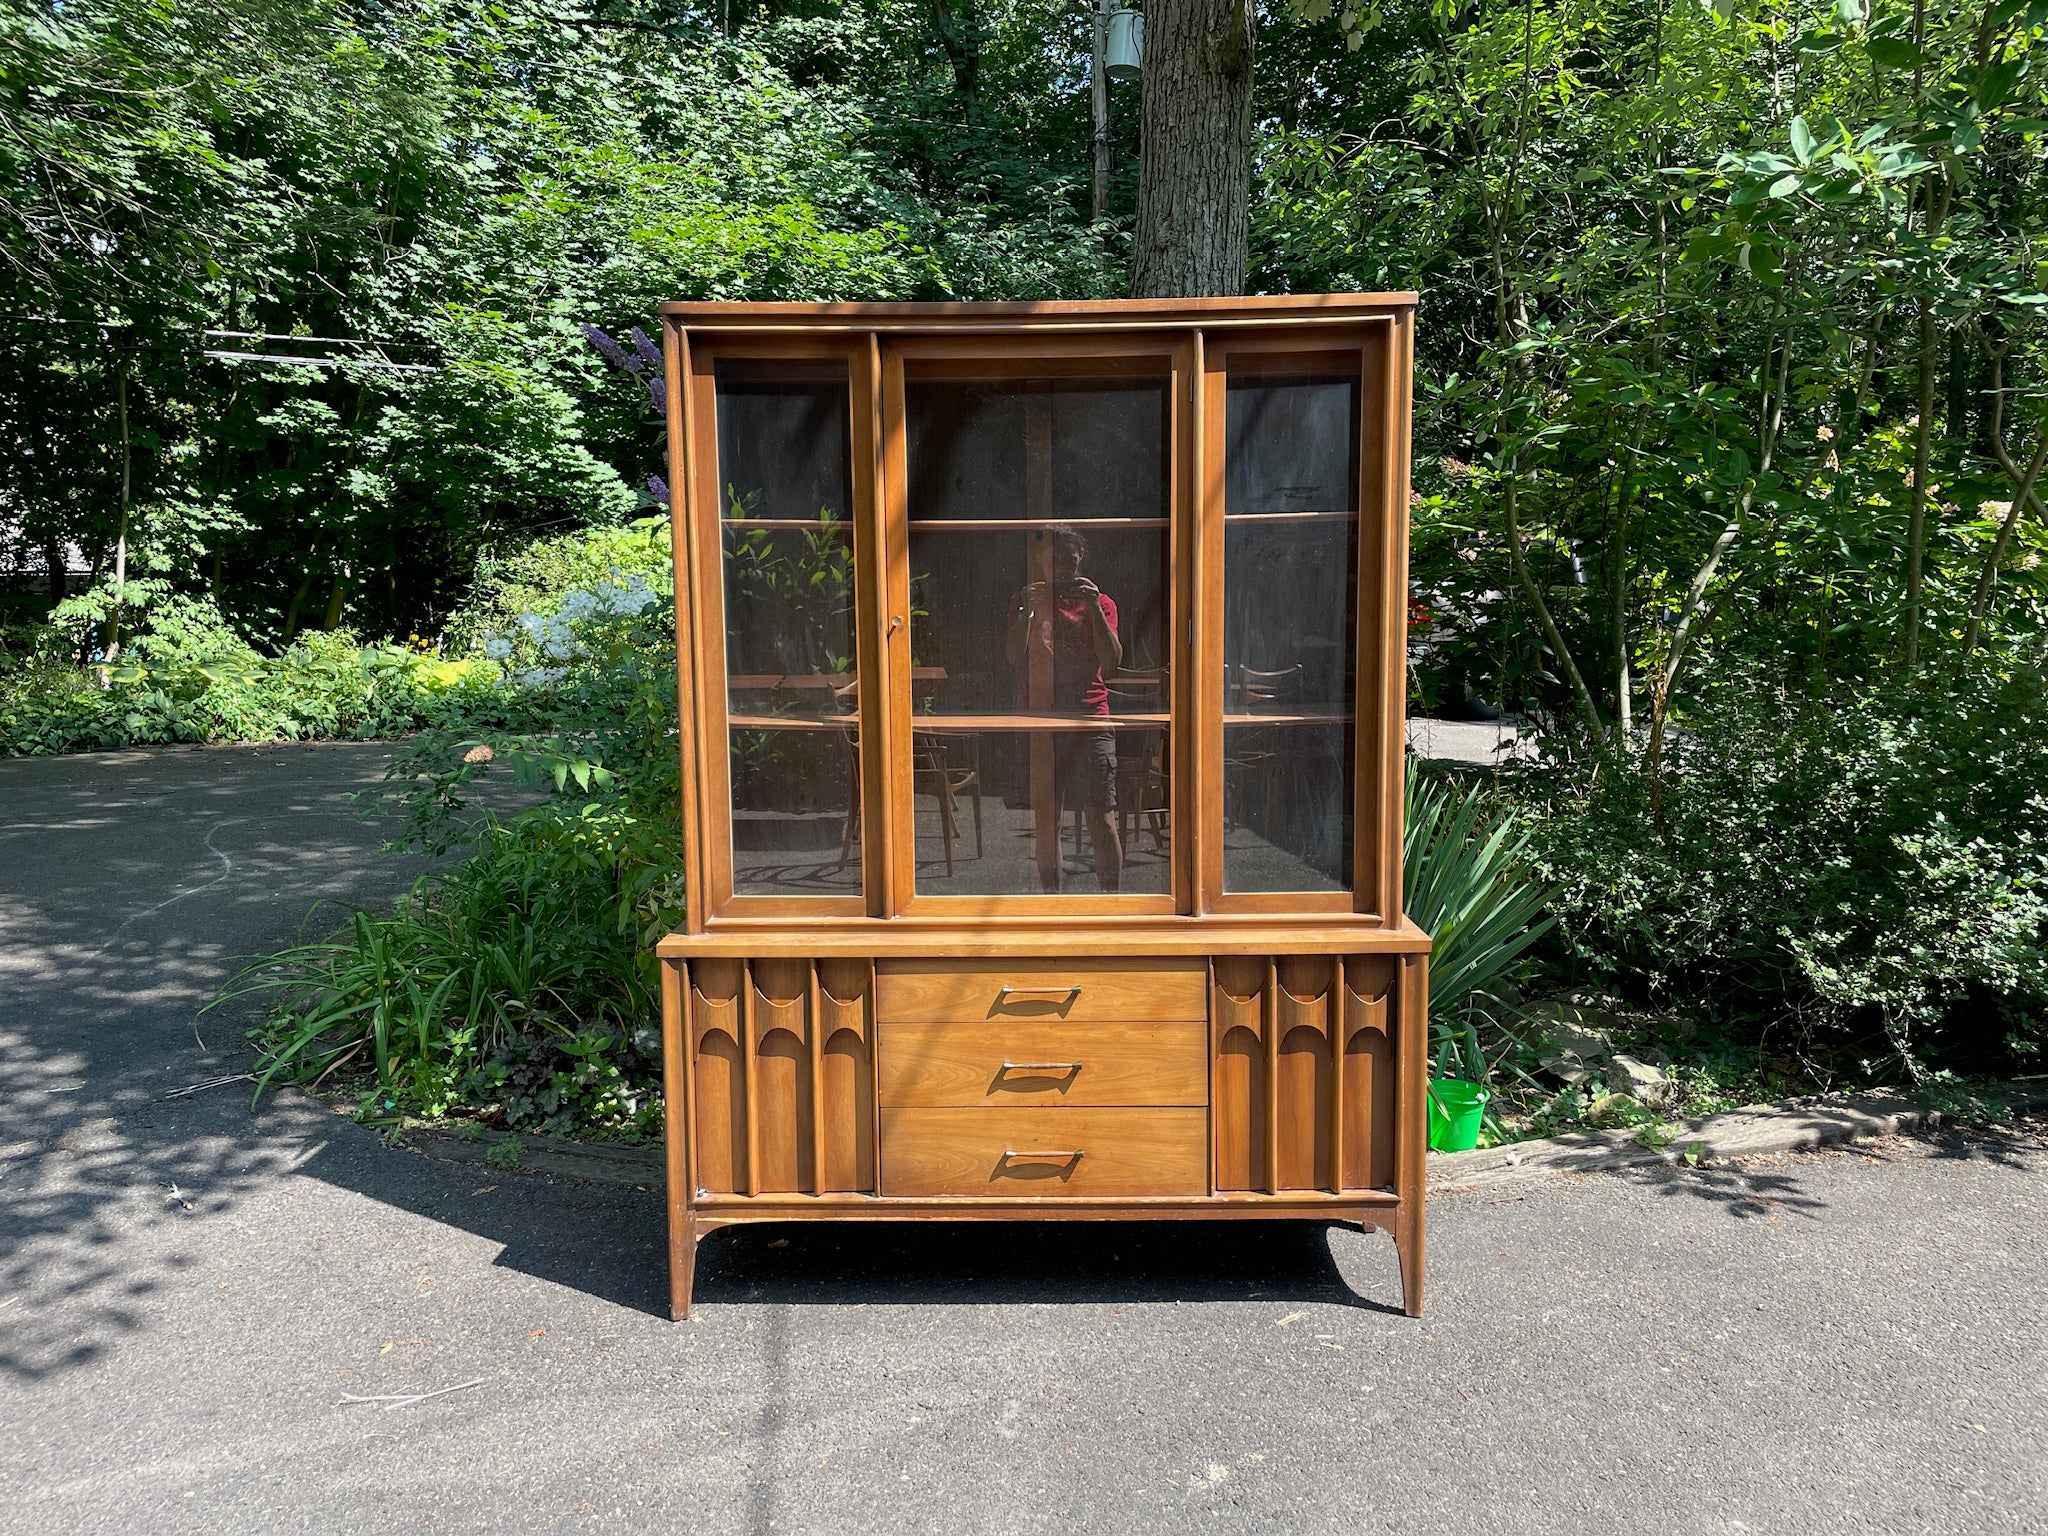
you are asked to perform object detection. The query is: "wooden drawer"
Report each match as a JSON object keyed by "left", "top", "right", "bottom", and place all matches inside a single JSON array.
[
  {"left": 875, "top": 959, "right": 1207, "bottom": 1026},
  {"left": 880, "top": 1107, "right": 1207, "bottom": 1197},
  {"left": 878, "top": 1020, "right": 1206, "bottom": 1107}
]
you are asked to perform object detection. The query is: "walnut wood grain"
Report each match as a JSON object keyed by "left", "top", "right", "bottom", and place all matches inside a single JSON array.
[
  {"left": 879, "top": 1107, "right": 1208, "bottom": 1197},
  {"left": 877, "top": 1020, "right": 1208, "bottom": 1108},
  {"left": 875, "top": 958, "right": 1207, "bottom": 1024}
]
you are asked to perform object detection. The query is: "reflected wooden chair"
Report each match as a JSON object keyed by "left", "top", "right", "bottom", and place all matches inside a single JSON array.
[
  {"left": 833, "top": 681, "right": 983, "bottom": 875},
  {"left": 1222, "top": 664, "right": 1303, "bottom": 835},
  {"left": 916, "top": 728, "right": 984, "bottom": 876},
  {"left": 1107, "top": 668, "right": 1168, "bottom": 855}
]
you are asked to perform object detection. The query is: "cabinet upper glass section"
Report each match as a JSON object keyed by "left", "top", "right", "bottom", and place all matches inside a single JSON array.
[
  {"left": 904, "top": 368, "right": 1172, "bottom": 897},
  {"left": 1221, "top": 356, "right": 1362, "bottom": 894},
  {"left": 715, "top": 359, "right": 862, "bottom": 899},
  {"left": 671, "top": 298, "right": 1413, "bottom": 927}
]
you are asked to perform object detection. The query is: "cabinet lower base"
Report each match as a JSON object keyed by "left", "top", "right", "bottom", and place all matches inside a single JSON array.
[{"left": 658, "top": 934, "right": 1430, "bottom": 1322}]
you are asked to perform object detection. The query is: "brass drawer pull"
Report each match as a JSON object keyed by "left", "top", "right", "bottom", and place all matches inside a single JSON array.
[
  {"left": 998, "top": 1148, "right": 1084, "bottom": 1175},
  {"left": 997, "top": 1061, "right": 1083, "bottom": 1078},
  {"left": 995, "top": 984, "right": 1082, "bottom": 1007}
]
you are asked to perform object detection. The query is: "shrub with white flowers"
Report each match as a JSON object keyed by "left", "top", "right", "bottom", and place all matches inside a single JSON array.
[{"left": 479, "top": 571, "right": 661, "bottom": 686}]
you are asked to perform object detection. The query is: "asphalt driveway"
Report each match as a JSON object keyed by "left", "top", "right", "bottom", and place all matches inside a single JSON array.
[{"left": 1, "top": 743, "right": 2043, "bottom": 1535}]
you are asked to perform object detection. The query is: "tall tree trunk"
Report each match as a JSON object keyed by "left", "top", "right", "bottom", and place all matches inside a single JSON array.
[
  {"left": 1090, "top": 2, "right": 1110, "bottom": 219},
  {"left": 927, "top": 0, "right": 982, "bottom": 126},
  {"left": 1902, "top": 295, "right": 1937, "bottom": 672},
  {"left": 104, "top": 347, "right": 132, "bottom": 666},
  {"left": 1132, "top": 0, "right": 1254, "bottom": 298}
]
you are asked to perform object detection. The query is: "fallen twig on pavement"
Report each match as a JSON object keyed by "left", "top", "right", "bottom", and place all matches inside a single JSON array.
[
  {"left": 164, "top": 1073, "right": 255, "bottom": 1099},
  {"left": 339, "top": 1378, "right": 486, "bottom": 1411}
]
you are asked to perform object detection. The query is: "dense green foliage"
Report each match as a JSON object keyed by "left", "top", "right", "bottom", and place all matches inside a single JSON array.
[
  {"left": 225, "top": 802, "right": 683, "bottom": 1136},
  {"left": 223, "top": 549, "right": 687, "bottom": 1131},
  {"left": 3, "top": 0, "right": 1125, "bottom": 652},
  {"left": 0, "top": 612, "right": 494, "bottom": 753},
  {"left": 1524, "top": 670, "right": 2048, "bottom": 1074},
  {"left": 1404, "top": 768, "right": 1554, "bottom": 1077},
  {"left": 16, "top": 0, "right": 2048, "bottom": 1128}
]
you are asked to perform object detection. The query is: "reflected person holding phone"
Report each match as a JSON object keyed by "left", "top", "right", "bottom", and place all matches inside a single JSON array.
[{"left": 1006, "top": 523, "right": 1122, "bottom": 892}]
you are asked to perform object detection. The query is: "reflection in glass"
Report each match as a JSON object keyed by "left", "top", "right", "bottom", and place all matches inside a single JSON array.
[
  {"left": 1222, "top": 361, "right": 1361, "bottom": 893},
  {"left": 716, "top": 360, "right": 861, "bottom": 895},
  {"left": 1221, "top": 722, "right": 1352, "bottom": 891},
  {"left": 728, "top": 726, "right": 862, "bottom": 896},
  {"left": 1225, "top": 370, "right": 1360, "bottom": 515},
  {"left": 907, "top": 528, "right": 1168, "bottom": 715},
  {"left": 906, "top": 379, "right": 1167, "bottom": 520},
  {"left": 716, "top": 362, "right": 851, "bottom": 520},
  {"left": 909, "top": 727, "right": 1172, "bottom": 897},
  {"left": 904, "top": 373, "right": 1172, "bottom": 896}
]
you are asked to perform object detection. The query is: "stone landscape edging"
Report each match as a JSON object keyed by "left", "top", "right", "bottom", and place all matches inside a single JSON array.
[
  {"left": 396, "top": 1076, "right": 2047, "bottom": 1195},
  {"left": 1427, "top": 1076, "right": 2048, "bottom": 1195}
]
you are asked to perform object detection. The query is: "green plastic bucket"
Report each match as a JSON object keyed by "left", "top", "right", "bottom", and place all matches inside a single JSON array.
[{"left": 1427, "top": 1079, "right": 1489, "bottom": 1152}]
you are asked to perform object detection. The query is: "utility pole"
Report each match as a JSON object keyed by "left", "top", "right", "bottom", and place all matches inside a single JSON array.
[{"left": 1091, "top": 0, "right": 1111, "bottom": 220}]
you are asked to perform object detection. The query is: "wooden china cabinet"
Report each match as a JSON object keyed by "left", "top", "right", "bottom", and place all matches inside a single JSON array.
[{"left": 655, "top": 294, "right": 1429, "bottom": 1318}]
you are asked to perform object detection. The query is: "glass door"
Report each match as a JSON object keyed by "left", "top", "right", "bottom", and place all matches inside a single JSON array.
[
  {"left": 1202, "top": 336, "right": 1386, "bottom": 913},
  {"left": 702, "top": 355, "right": 868, "bottom": 910},
  {"left": 882, "top": 346, "right": 1185, "bottom": 910}
]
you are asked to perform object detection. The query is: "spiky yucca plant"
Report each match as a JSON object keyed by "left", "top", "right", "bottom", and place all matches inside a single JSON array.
[{"left": 1403, "top": 767, "right": 1553, "bottom": 1082}]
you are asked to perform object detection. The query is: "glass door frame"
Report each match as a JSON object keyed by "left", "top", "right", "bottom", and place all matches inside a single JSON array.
[
  {"left": 1196, "top": 322, "right": 1409, "bottom": 920},
  {"left": 877, "top": 333, "right": 1196, "bottom": 917},
  {"left": 672, "top": 310, "right": 1412, "bottom": 931},
  {"left": 680, "top": 331, "right": 886, "bottom": 922}
]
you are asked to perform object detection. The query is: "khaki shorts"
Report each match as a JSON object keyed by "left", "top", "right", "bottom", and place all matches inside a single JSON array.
[{"left": 1053, "top": 729, "right": 1117, "bottom": 812}]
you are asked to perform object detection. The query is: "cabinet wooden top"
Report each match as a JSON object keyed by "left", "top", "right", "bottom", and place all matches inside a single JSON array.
[
  {"left": 659, "top": 294, "right": 1419, "bottom": 330},
  {"left": 657, "top": 915, "right": 1432, "bottom": 959}
]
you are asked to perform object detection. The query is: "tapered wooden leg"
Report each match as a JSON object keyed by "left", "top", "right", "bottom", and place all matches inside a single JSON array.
[
  {"left": 670, "top": 1203, "right": 698, "bottom": 1320},
  {"left": 1394, "top": 1210, "right": 1424, "bottom": 1318},
  {"left": 1395, "top": 952, "right": 1427, "bottom": 1318}
]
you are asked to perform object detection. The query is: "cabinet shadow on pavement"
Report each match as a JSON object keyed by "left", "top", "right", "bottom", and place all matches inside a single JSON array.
[{"left": 311, "top": 1133, "right": 1412, "bottom": 1317}]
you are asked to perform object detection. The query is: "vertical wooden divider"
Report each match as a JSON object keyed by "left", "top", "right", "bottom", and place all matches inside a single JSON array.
[
  {"left": 1176, "top": 333, "right": 1202, "bottom": 915},
  {"left": 1385, "top": 310, "right": 1417, "bottom": 928},
  {"left": 1253, "top": 958, "right": 1269, "bottom": 1196},
  {"left": 686, "top": 354, "right": 734, "bottom": 914},
  {"left": 855, "top": 335, "right": 892, "bottom": 918},
  {"left": 1351, "top": 325, "right": 1400, "bottom": 921},
  {"left": 739, "top": 970, "right": 760, "bottom": 1198},
  {"left": 806, "top": 964, "right": 825, "bottom": 1195},
  {"left": 878, "top": 344, "right": 916, "bottom": 917},
  {"left": 1194, "top": 338, "right": 1225, "bottom": 915},
  {"left": 1328, "top": 954, "right": 1345, "bottom": 1195},
  {"left": 664, "top": 325, "right": 705, "bottom": 935}
]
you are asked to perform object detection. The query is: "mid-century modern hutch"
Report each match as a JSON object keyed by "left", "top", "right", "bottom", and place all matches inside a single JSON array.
[{"left": 655, "top": 294, "right": 1429, "bottom": 1317}]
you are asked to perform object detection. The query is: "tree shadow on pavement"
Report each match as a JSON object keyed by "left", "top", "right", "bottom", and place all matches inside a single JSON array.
[{"left": 0, "top": 744, "right": 541, "bottom": 1384}]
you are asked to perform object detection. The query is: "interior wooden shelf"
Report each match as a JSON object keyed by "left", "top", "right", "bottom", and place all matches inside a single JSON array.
[
  {"left": 909, "top": 712, "right": 1172, "bottom": 730},
  {"left": 1223, "top": 509, "right": 1359, "bottom": 523},
  {"left": 909, "top": 517, "right": 1171, "bottom": 530},
  {"left": 729, "top": 711, "right": 1172, "bottom": 731},
  {"left": 727, "top": 714, "right": 853, "bottom": 731},
  {"left": 1221, "top": 711, "right": 1355, "bottom": 725}
]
